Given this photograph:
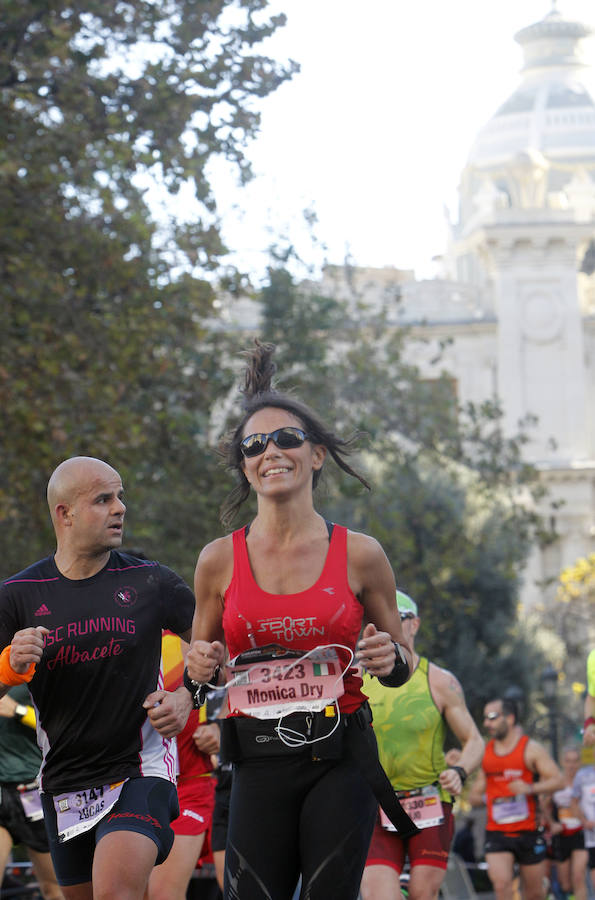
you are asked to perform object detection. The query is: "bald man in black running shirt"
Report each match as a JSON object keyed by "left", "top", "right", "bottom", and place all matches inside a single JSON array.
[{"left": 0, "top": 457, "right": 196, "bottom": 900}]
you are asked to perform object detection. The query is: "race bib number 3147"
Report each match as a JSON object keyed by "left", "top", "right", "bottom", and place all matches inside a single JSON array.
[{"left": 54, "top": 781, "right": 126, "bottom": 843}]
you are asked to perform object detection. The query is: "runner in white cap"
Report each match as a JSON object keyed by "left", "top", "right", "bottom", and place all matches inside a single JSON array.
[{"left": 361, "top": 590, "right": 485, "bottom": 900}]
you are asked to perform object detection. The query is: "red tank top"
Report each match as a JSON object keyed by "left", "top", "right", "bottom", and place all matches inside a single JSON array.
[
  {"left": 176, "top": 706, "right": 213, "bottom": 780},
  {"left": 222, "top": 524, "right": 365, "bottom": 714},
  {"left": 483, "top": 734, "right": 537, "bottom": 832}
]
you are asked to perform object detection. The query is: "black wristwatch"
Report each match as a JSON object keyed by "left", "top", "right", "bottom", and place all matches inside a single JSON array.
[
  {"left": 14, "top": 703, "right": 28, "bottom": 720},
  {"left": 449, "top": 765, "right": 468, "bottom": 785},
  {"left": 183, "top": 666, "right": 220, "bottom": 710}
]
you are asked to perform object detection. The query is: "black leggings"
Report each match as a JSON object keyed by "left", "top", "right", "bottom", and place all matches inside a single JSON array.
[{"left": 224, "top": 753, "right": 377, "bottom": 900}]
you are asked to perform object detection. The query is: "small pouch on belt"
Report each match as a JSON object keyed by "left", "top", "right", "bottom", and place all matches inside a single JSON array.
[{"left": 220, "top": 716, "right": 303, "bottom": 762}]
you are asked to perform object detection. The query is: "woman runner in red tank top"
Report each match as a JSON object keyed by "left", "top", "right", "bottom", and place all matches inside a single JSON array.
[{"left": 185, "top": 341, "right": 414, "bottom": 900}]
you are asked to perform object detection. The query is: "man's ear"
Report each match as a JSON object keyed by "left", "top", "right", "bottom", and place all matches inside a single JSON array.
[{"left": 55, "top": 503, "right": 73, "bottom": 526}]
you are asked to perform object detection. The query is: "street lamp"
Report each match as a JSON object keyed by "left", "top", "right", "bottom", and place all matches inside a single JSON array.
[{"left": 541, "top": 664, "right": 559, "bottom": 761}]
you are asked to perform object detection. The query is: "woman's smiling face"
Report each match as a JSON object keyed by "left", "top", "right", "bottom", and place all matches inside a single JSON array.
[{"left": 241, "top": 407, "right": 326, "bottom": 496}]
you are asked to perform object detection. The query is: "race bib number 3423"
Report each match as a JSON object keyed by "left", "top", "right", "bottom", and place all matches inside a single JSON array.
[{"left": 227, "top": 646, "right": 344, "bottom": 719}]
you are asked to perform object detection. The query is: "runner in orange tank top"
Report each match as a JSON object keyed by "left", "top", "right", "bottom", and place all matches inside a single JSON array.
[{"left": 468, "top": 697, "right": 563, "bottom": 900}]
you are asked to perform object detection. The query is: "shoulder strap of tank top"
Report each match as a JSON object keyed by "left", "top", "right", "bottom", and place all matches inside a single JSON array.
[
  {"left": 320, "top": 523, "right": 350, "bottom": 587},
  {"left": 518, "top": 732, "right": 531, "bottom": 766},
  {"left": 231, "top": 527, "right": 251, "bottom": 580}
]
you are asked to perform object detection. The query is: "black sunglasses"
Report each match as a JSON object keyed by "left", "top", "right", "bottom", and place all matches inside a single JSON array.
[
  {"left": 399, "top": 612, "right": 415, "bottom": 621},
  {"left": 240, "top": 427, "right": 309, "bottom": 458}
]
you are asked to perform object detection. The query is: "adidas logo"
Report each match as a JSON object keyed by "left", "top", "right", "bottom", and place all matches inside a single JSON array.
[{"left": 34, "top": 604, "right": 51, "bottom": 616}]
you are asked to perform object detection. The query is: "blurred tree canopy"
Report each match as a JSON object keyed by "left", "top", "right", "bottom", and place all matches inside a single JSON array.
[
  {"left": 539, "top": 553, "right": 595, "bottom": 696},
  {"left": 1, "top": 0, "right": 297, "bottom": 579}
]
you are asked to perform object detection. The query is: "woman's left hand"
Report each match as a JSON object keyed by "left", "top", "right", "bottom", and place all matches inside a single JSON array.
[
  {"left": 186, "top": 639, "right": 224, "bottom": 684},
  {"left": 356, "top": 623, "right": 396, "bottom": 677}
]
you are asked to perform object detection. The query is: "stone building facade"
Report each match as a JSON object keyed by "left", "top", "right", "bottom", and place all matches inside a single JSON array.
[{"left": 317, "top": 6, "right": 595, "bottom": 612}]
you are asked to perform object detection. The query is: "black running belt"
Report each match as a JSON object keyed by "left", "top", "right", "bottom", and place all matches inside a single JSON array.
[
  {"left": 344, "top": 704, "right": 419, "bottom": 838},
  {"left": 220, "top": 698, "right": 419, "bottom": 837}
]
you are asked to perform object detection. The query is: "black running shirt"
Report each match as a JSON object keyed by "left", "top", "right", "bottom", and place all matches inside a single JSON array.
[{"left": 0, "top": 552, "right": 195, "bottom": 793}]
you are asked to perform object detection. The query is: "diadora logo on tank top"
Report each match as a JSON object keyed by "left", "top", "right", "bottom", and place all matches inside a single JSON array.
[
  {"left": 114, "top": 586, "right": 138, "bottom": 609},
  {"left": 256, "top": 615, "right": 325, "bottom": 643}
]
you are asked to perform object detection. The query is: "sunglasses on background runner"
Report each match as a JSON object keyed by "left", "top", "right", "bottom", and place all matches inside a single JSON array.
[
  {"left": 483, "top": 712, "right": 502, "bottom": 721},
  {"left": 240, "top": 427, "right": 309, "bottom": 458},
  {"left": 399, "top": 613, "right": 415, "bottom": 621}
]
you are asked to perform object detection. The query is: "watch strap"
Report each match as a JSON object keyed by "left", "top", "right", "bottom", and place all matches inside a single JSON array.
[
  {"left": 183, "top": 667, "right": 205, "bottom": 709},
  {"left": 183, "top": 666, "right": 221, "bottom": 709},
  {"left": 449, "top": 764, "right": 468, "bottom": 785},
  {"left": 393, "top": 641, "right": 407, "bottom": 665}
]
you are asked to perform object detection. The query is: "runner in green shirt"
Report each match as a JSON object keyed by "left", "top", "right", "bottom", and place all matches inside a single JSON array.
[
  {"left": 361, "top": 591, "right": 484, "bottom": 900},
  {"left": 0, "top": 685, "right": 63, "bottom": 898}
]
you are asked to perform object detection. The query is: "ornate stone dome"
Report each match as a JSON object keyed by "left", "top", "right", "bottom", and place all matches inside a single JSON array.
[
  {"left": 467, "top": 7, "right": 595, "bottom": 168},
  {"left": 457, "top": 5, "right": 595, "bottom": 234}
]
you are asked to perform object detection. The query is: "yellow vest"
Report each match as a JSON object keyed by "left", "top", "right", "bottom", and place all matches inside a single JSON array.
[{"left": 364, "top": 656, "right": 450, "bottom": 802}]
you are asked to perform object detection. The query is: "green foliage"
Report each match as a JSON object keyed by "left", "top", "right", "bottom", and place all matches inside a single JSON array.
[
  {"left": 258, "top": 264, "right": 346, "bottom": 417},
  {"left": 0, "top": 0, "right": 296, "bottom": 581},
  {"left": 533, "top": 553, "right": 595, "bottom": 708},
  {"left": 344, "top": 459, "right": 545, "bottom": 720}
]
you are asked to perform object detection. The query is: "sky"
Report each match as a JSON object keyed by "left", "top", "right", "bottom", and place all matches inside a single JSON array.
[{"left": 188, "top": 0, "right": 595, "bottom": 282}]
